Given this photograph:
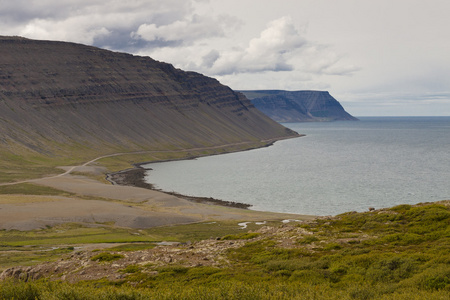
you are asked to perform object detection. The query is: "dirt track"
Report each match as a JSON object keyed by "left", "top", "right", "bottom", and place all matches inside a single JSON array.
[{"left": 0, "top": 141, "right": 314, "bottom": 231}]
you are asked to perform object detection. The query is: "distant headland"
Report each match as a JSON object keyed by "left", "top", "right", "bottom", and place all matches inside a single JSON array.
[{"left": 240, "top": 90, "right": 358, "bottom": 122}]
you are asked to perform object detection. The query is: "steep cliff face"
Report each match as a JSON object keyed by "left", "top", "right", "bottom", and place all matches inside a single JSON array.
[
  {"left": 240, "top": 90, "right": 358, "bottom": 122},
  {"left": 0, "top": 37, "right": 297, "bottom": 156}
]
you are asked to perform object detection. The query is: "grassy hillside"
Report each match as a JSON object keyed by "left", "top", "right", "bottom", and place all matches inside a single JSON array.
[
  {"left": 1, "top": 201, "right": 448, "bottom": 299},
  {"left": 0, "top": 138, "right": 280, "bottom": 183},
  {"left": 0, "top": 36, "right": 298, "bottom": 183}
]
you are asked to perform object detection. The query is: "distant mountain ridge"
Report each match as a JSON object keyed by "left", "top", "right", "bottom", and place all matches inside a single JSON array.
[
  {"left": 240, "top": 90, "right": 358, "bottom": 122},
  {"left": 0, "top": 36, "right": 298, "bottom": 157}
]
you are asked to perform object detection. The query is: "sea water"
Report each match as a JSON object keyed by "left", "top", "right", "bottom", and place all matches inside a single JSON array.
[{"left": 143, "top": 117, "right": 450, "bottom": 216}]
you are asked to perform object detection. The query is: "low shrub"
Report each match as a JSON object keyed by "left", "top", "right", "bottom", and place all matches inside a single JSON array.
[
  {"left": 265, "top": 259, "right": 311, "bottom": 272},
  {"left": 221, "top": 232, "right": 260, "bottom": 240},
  {"left": 390, "top": 204, "right": 412, "bottom": 212},
  {"left": 0, "top": 279, "right": 40, "bottom": 300},
  {"left": 378, "top": 233, "right": 425, "bottom": 246},
  {"left": 90, "top": 252, "right": 124, "bottom": 262},
  {"left": 323, "top": 243, "right": 342, "bottom": 251},
  {"left": 120, "top": 265, "right": 140, "bottom": 274},
  {"left": 298, "top": 235, "right": 319, "bottom": 244},
  {"left": 402, "top": 264, "right": 450, "bottom": 291},
  {"left": 365, "top": 256, "right": 418, "bottom": 283},
  {"left": 157, "top": 265, "right": 189, "bottom": 275}
]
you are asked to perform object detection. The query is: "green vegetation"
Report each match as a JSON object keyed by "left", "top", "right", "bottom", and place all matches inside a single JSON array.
[
  {"left": 0, "top": 221, "right": 261, "bottom": 271},
  {"left": 298, "top": 235, "right": 319, "bottom": 244},
  {"left": 0, "top": 201, "right": 448, "bottom": 299},
  {"left": 143, "top": 221, "right": 264, "bottom": 243},
  {"left": 0, "top": 247, "right": 74, "bottom": 271},
  {"left": 0, "top": 146, "right": 96, "bottom": 183},
  {"left": 0, "top": 224, "right": 150, "bottom": 248},
  {"left": 96, "top": 143, "right": 267, "bottom": 174},
  {"left": 221, "top": 232, "right": 261, "bottom": 240},
  {"left": 0, "top": 183, "right": 73, "bottom": 196},
  {"left": 0, "top": 141, "right": 269, "bottom": 183},
  {"left": 108, "top": 243, "right": 156, "bottom": 252},
  {"left": 0, "top": 226, "right": 147, "bottom": 270},
  {"left": 91, "top": 252, "right": 124, "bottom": 262},
  {"left": 120, "top": 265, "right": 141, "bottom": 274}
]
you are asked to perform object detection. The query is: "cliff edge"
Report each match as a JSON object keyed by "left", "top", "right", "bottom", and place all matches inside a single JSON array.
[{"left": 240, "top": 90, "right": 358, "bottom": 122}]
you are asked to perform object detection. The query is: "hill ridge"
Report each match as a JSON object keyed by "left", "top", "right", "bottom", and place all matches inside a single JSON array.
[
  {"left": 240, "top": 90, "right": 358, "bottom": 122},
  {"left": 0, "top": 36, "right": 298, "bottom": 157}
]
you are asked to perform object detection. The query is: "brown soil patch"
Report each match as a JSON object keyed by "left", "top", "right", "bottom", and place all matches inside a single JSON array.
[{"left": 0, "top": 173, "right": 313, "bottom": 231}]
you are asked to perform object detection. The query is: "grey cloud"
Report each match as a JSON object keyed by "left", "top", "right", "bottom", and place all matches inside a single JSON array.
[
  {"left": 95, "top": 33, "right": 182, "bottom": 53},
  {"left": 0, "top": 0, "right": 361, "bottom": 82},
  {"left": 0, "top": 0, "right": 106, "bottom": 23},
  {"left": 0, "top": 0, "right": 200, "bottom": 50},
  {"left": 201, "top": 50, "right": 220, "bottom": 69}
]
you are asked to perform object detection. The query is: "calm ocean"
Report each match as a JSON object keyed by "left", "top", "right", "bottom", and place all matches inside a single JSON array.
[{"left": 143, "top": 117, "right": 450, "bottom": 216}]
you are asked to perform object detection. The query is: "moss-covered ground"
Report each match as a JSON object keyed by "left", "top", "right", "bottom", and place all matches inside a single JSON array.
[{"left": 1, "top": 201, "right": 449, "bottom": 299}]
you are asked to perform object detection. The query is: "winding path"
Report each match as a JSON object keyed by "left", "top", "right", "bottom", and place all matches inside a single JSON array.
[{"left": 0, "top": 137, "right": 295, "bottom": 187}]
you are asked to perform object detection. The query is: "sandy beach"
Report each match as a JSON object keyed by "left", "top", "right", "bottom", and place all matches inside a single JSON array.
[{"left": 0, "top": 165, "right": 315, "bottom": 231}]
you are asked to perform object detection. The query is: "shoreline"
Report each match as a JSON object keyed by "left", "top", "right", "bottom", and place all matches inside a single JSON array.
[
  {"left": 2, "top": 136, "right": 320, "bottom": 231},
  {"left": 106, "top": 135, "right": 304, "bottom": 210},
  {"left": 107, "top": 167, "right": 252, "bottom": 209}
]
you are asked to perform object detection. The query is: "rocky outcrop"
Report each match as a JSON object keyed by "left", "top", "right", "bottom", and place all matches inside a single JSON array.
[
  {"left": 0, "top": 36, "right": 298, "bottom": 156},
  {"left": 0, "top": 222, "right": 312, "bottom": 283},
  {"left": 240, "top": 90, "right": 358, "bottom": 122}
]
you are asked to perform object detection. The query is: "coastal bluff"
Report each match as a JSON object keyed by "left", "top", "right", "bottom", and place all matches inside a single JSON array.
[
  {"left": 241, "top": 90, "right": 358, "bottom": 122},
  {"left": 0, "top": 36, "right": 297, "bottom": 156}
]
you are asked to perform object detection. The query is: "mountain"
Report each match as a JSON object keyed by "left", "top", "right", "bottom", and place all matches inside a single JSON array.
[
  {"left": 240, "top": 90, "right": 358, "bottom": 122},
  {"left": 0, "top": 37, "right": 298, "bottom": 157}
]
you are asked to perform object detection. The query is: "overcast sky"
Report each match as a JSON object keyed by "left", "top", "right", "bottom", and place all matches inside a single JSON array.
[{"left": 1, "top": 0, "right": 450, "bottom": 116}]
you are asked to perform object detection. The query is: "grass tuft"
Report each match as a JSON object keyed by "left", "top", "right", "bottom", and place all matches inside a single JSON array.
[
  {"left": 90, "top": 252, "right": 124, "bottom": 262},
  {"left": 221, "top": 232, "right": 260, "bottom": 240}
]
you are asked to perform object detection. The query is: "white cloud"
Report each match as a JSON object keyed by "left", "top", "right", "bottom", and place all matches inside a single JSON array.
[
  {"left": 209, "top": 16, "right": 306, "bottom": 74},
  {"left": 19, "top": 17, "right": 111, "bottom": 45},
  {"left": 144, "top": 15, "right": 358, "bottom": 82},
  {"left": 132, "top": 14, "right": 226, "bottom": 46}
]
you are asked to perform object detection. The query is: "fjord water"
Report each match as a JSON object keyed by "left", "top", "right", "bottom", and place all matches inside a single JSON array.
[{"left": 143, "top": 117, "right": 450, "bottom": 216}]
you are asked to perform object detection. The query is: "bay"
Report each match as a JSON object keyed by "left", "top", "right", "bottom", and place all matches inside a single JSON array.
[{"left": 143, "top": 117, "right": 450, "bottom": 216}]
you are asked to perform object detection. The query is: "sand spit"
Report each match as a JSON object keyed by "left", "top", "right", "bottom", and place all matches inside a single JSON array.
[
  {"left": 0, "top": 170, "right": 314, "bottom": 231},
  {"left": 0, "top": 137, "right": 315, "bottom": 231}
]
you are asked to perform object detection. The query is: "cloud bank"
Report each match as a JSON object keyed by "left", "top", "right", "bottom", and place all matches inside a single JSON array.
[
  {"left": 0, "top": 0, "right": 356, "bottom": 79},
  {"left": 1, "top": 0, "right": 197, "bottom": 49},
  {"left": 1, "top": 0, "right": 449, "bottom": 115}
]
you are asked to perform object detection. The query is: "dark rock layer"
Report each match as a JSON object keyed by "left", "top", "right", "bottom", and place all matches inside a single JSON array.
[
  {"left": 0, "top": 37, "right": 298, "bottom": 155},
  {"left": 240, "top": 90, "right": 358, "bottom": 122}
]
